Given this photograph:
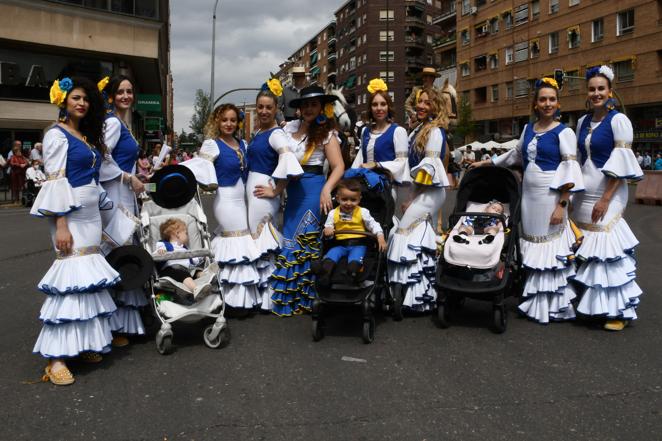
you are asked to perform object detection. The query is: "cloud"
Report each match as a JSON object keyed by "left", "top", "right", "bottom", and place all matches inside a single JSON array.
[{"left": 171, "top": 1, "right": 338, "bottom": 132}]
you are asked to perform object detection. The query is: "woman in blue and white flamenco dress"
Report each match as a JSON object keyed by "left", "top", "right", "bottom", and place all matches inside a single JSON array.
[
  {"left": 31, "top": 76, "right": 120, "bottom": 385},
  {"left": 388, "top": 87, "right": 449, "bottom": 313},
  {"left": 183, "top": 103, "right": 263, "bottom": 310},
  {"left": 247, "top": 82, "right": 304, "bottom": 311},
  {"left": 351, "top": 78, "right": 410, "bottom": 217},
  {"left": 267, "top": 85, "right": 345, "bottom": 316},
  {"left": 571, "top": 66, "right": 644, "bottom": 331},
  {"left": 98, "top": 75, "right": 147, "bottom": 344},
  {"left": 475, "top": 78, "right": 585, "bottom": 323}
]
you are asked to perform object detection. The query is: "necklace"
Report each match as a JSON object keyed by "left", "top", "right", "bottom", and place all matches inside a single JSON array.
[{"left": 220, "top": 138, "right": 245, "bottom": 171}]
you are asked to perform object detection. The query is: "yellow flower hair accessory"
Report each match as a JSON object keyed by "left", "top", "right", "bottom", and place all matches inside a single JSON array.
[
  {"left": 50, "top": 78, "right": 73, "bottom": 107},
  {"left": 97, "top": 76, "right": 109, "bottom": 93},
  {"left": 367, "top": 78, "right": 388, "bottom": 94},
  {"left": 266, "top": 78, "right": 283, "bottom": 97},
  {"left": 537, "top": 77, "right": 559, "bottom": 89},
  {"left": 324, "top": 102, "right": 335, "bottom": 119}
]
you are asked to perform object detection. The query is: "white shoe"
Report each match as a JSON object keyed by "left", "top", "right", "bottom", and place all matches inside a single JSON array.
[
  {"left": 160, "top": 277, "right": 193, "bottom": 293},
  {"left": 193, "top": 281, "right": 212, "bottom": 300}
]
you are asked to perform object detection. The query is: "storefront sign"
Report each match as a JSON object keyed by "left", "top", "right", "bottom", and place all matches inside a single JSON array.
[
  {"left": 656, "top": 118, "right": 662, "bottom": 129},
  {"left": 634, "top": 130, "right": 662, "bottom": 142},
  {"left": 136, "top": 94, "right": 161, "bottom": 112}
]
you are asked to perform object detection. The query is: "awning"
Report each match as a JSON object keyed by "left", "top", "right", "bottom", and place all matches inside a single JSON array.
[{"left": 344, "top": 74, "right": 357, "bottom": 88}]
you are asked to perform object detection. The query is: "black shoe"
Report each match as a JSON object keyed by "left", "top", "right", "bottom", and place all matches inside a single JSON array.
[
  {"left": 347, "top": 261, "right": 362, "bottom": 282},
  {"left": 453, "top": 234, "right": 469, "bottom": 244},
  {"left": 479, "top": 234, "right": 495, "bottom": 245}
]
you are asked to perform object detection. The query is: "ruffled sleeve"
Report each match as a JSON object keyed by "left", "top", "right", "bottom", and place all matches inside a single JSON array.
[
  {"left": 550, "top": 127, "right": 585, "bottom": 192},
  {"left": 410, "top": 127, "right": 450, "bottom": 187},
  {"left": 378, "top": 126, "right": 411, "bottom": 184},
  {"left": 30, "top": 128, "right": 81, "bottom": 217},
  {"left": 270, "top": 129, "right": 304, "bottom": 179},
  {"left": 602, "top": 113, "right": 643, "bottom": 180},
  {"left": 493, "top": 129, "right": 524, "bottom": 168},
  {"left": 99, "top": 117, "right": 123, "bottom": 182},
  {"left": 181, "top": 139, "right": 219, "bottom": 188}
]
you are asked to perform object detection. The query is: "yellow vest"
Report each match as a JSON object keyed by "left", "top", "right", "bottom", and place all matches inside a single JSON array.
[{"left": 334, "top": 207, "right": 366, "bottom": 240}]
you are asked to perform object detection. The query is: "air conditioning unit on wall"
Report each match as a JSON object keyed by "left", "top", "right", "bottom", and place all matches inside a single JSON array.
[{"left": 470, "top": 6, "right": 478, "bottom": 15}]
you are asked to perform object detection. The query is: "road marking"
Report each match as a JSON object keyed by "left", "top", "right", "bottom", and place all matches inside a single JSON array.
[{"left": 341, "top": 356, "right": 367, "bottom": 363}]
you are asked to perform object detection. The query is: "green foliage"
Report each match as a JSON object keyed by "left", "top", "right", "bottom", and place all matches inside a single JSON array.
[
  {"left": 189, "top": 89, "right": 211, "bottom": 136},
  {"left": 454, "top": 97, "right": 475, "bottom": 145}
]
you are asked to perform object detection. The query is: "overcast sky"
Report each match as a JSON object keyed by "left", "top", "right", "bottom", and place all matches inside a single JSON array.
[{"left": 171, "top": 1, "right": 340, "bottom": 133}]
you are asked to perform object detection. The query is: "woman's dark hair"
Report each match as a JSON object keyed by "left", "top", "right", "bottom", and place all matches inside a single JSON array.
[
  {"left": 368, "top": 90, "right": 395, "bottom": 125},
  {"left": 256, "top": 89, "right": 279, "bottom": 107},
  {"left": 66, "top": 76, "right": 107, "bottom": 155},
  {"left": 301, "top": 97, "right": 336, "bottom": 149},
  {"left": 106, "top": 75, "right": 135, "bottom": 103},
  {"left": 138, "top": 150, "right": 147, "bottom": 159}
]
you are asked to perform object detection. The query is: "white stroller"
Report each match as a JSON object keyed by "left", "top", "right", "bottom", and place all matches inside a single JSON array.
[{"left": 141, "top": 176, "right": 229, "bottom": 354}]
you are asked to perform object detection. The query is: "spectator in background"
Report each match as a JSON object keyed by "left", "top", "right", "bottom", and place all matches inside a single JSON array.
[
  {"left": 278, "top": 66, "right": 308, "bottom": 125},
  {"left": 491, "top": 147, "right": 499, "bottom": 162},
  {"left": 8, "top": 143, "right": 28, "bottom": 203},
  {"left": 151, "top": 143, "right": 162, "bottom": 167},
  {"left": 635, "top": 151, "right": 643, "bottom": 168},
  {"left": 481, "top": 148, "right": 490, "bottom": 161},
  {"left": 462, "top": 145, "right": 476, "bottom": 167},
  {"left": 643, "top": 152, "right": 652, "bottom": 170},
  {"left": 655, "top": 153, "right": 662, "bottom": 171},
  {"left": 26, "top": 159, "right": 46, "bottom": 188},
  {"left": 136, "top": 150, "right": 152, "bottom": 182},
  {"left": 30, "top": 142, "right": 43, "bottom": 165}
]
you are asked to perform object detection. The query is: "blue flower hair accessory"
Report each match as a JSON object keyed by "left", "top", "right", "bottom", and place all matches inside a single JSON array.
[
  {"left": 586, "top": 65, "right": 614, "bottom": 82},
  {"left": 315, "top": 114, "right": 328, "bottom": 125},
  {"left": 59, "top": 78, "right": 73, "bottom": 93}
]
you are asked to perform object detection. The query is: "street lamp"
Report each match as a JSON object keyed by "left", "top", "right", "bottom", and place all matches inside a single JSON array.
[{"left": 210, "top": 0, "right": 220, "bottom": 112}]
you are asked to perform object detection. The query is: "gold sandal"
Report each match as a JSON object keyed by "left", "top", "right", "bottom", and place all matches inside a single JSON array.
[
  {"left": 43, "top": 365, "right": 75, "bottom": 386},
  {"left": 112, "top": 336, "right": 129, "bottom": 347},
  {"left": 604, "top": 320, "right": 629, "bottom": 331},
  {"left": 78, "top": 352, "right": 103, "bottom": 363}
]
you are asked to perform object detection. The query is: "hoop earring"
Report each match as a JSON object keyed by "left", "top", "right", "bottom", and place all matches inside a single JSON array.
[{"left": 58, "top": 108, "right": 69, "bottom": 122}]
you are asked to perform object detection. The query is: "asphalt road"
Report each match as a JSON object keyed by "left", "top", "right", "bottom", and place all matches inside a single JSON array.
[{"left": 1, "top": 187, "right": 660, "bottom": 441}]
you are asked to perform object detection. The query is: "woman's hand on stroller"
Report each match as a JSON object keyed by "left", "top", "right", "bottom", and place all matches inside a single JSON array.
[
  {"left": 323, "top": 226, "right": 335, "bottom": 238},
  {"left": 377, "top": 234, "right": 387, "bottom": 253}
]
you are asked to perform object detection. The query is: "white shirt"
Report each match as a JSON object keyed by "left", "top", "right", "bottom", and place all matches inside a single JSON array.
[
  {"left": 26, "top": 166, "right": 46, "bottom": 185},
  {"left": 155, "top": 240, "right": 202, "bottom": 273},
  {"left": 30, "top": 148, "right": 42, "bottom": 162},
  {"left": 324, "top": 207, "right": 384, "bottom": 236}
]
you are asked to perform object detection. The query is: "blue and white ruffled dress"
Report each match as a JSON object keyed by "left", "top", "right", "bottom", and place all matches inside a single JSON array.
[
  {"left": 572, "top": 112, "right": 643, "bottom": 320},
  {"left": 494, "top": 123, "right": 585, "bottom": 323},
  {"left": 31, "top": 126, "right": 120, "bottom": 358}
]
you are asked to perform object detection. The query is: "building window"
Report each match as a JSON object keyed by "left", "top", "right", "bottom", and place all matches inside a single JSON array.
[
  {"left": 506, "top": 82, "right": 513, "bottom": 99},
  {"left": 461, "top": 29, "right": 470, "bottom": 45},
  {"left": 491, "top": 85, "right": 499, "bottom": 102},
  {"left": 363, "top": 54, "right": 367, "bottom": 64},
  {"left": 549, "top": 32, "right": 559, "bottom": 54},
  {"left": 379, "top": 9, "right": 395, "bottom": 20},
  {"left": 569, "top": 0, "right": 579, "bottom": 5},
  {"left": 568, "top": 26, "right": 580, "bottom": 49},
  {"left": 363, "top": 34, "right": 367, "bottom": 44},
  {"left": 379, "top": 71, "right": 395, "bottom": 82},
  {"left": 489, "top": 17, "right": 499, "bottom": 34},
  {"left": 476, "top": 22, "right": 489, "bottom": 38},
  {"left": 549, "top": 0, "right": 559, "bottom": 14},
  {"left": 531, "top": 0, "right": 540, "bottom": 19},
  {"left": 379, "top": 51, "right": 395, "bottom": 62},
  {"left": 388, "top": 91, "right": 394, "bottom": 101},
  {"left": 514, "top": 42, "right": 528, "bottom": 62},
  {"left": 505, "top": 47, "right": 514, "bottom": 64},
  {"left": 461, "top": 0, "right": 471, "bottom": 15},
  {"left": 475, "top": 55, "right": 487, "bottom": 72},
  {"left": 489, "top": 53, "right": 498, "bottom": 69},
  {"left": 379, "top": 30, "right": 395, "bottom": 41},
  {"left": 617, "top": 9, "right": 635, "bottom": 36},
  {"left": 475, "top": 87, "right": 487, "bottom": 104},
  {"left": 502, "top": 10, "right": 513, "bottom": 29},
  {"left": 530, "top": 39, "right": 540, "bottom": 58},
  {"left": 566, "top": 70, "right": 580, "bottom": 91},
  {"left": 514, "top": 4, "right": 529, "bottom": 26},
  {"left": 614, "top": 59, "right": 635, "bottom": 82},
  {"left": 461, "top": 63, "right": 471, "bottom": 76},
  {"left": 515, "top": 79, "right": 530, "bottom": 98},
  {"left": 592, "top": 19, "right": 604, "bottom": 42},
  {"left": 427, "top": 15, "right": 433, "bottom": 24}
]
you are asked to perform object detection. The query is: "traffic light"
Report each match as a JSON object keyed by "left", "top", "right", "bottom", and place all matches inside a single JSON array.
[{"left": 554, "top": 69, "right": 564, "bottom": 90}]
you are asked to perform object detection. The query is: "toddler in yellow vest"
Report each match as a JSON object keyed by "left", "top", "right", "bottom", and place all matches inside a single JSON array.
[{"left": 318, "top": 178, "right": 387, "bottom": 286}]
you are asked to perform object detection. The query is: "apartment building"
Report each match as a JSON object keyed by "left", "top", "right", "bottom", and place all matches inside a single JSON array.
[
  {"left": 432, "top": 0, "right": 457, "bottom": 90},
  {"left": 456, "top": 0, "right": 662, "bottom": 146},
  {"left": 0, "top": 0, "right": 172, "bottom": 152}
]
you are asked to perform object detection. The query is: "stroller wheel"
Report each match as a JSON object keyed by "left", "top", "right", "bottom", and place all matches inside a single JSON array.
[
  {"left": 156, "top": 334, "right": 173, "bottom": 355},
  {"left": 312, "top": 319, "right": 324, "bottom": 342},
  {"left": 435, "top": 301, "right": 450, "bottom": 329},
  {"left": 203, "top": 324, "right": 231, "bottom": 349},
  {"left": 362, "top": 317, "right": 375, "bottom": 344},
  {"left": 492, "top": 307, "right": 507, "bottom": 334},
  {"left": 391, "top": 284, "right": 404, "bottom": 322}
]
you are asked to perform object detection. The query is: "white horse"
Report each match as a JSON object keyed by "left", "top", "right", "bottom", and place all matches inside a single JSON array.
[{"left": 327, "top": 86, "right": 356, "bottom": 133}]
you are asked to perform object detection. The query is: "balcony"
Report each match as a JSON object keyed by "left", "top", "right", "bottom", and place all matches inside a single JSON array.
[
  {"left": 405, "top": 15, "right": 426, "bottom": 27},
  {"left": 406, "top": 56, "right": 426, "bottom": 67},
  {"left": 405, "top": 0, "right": 426, "bottom": 4},
  {"left": 327, "top": 52, "right": 337, "bottom": 63},
  {"left": 328, "top": 35, "right": 337, "bottom": 46},
  {"left": 404, "top": 35, "right": 426, "bottom": 48},
  {"left": 433, "top": 6, "right": 456, "bottom": 25},
  {"left": 432, "top": 34, "right": 456, "bottom": 50}
]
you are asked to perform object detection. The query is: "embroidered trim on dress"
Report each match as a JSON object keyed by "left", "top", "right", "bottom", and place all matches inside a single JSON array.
[
  {"left": 425, "top": 152, "right": 439, "bottom": 158},
  {"left": 219, "top": 228, "right": 251, "bottom": 238},
  {"left": 47, "top": 169, "right": 66, "bottom": 180},
  {"left": 395, "top": 214, "right": 432, "bottom": 235},
  {"left": 521, "top": 225, "right": 565, "bottom": 243},
  {"left": 395, "top": 152, "right": 409, "bottom": 158},
  {"left": 252, "top": 215, "right": 274, "bottom": 239},
  {"left": 614, "top": 141, "right": 632, "bottom": 149},
  {"left": 561, "top": 154, "right": 577, "bottom": 161},
  {"left": 56, "top": 246, "right": 101, "bottom": 259},
  {"left": 575, "top": 213, "right": 622, "bottom": 232}
]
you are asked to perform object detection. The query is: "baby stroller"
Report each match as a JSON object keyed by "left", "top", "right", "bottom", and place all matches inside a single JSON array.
[
  {"left": 435, "top": 166, "right": 522, "bottom": 333},
  {"left": 141, "top": 166, "right": 229, "bottom": 354},
  {"left": 21, "top": 179, "right": 39, "bottom": 207},
  {"left": 311, "top": 169, "right": 395, "bottom": 343}
]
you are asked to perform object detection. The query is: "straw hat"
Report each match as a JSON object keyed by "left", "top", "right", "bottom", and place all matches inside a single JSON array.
[{"left": 421, "top": 67, "right": 441, "bottom": 78}]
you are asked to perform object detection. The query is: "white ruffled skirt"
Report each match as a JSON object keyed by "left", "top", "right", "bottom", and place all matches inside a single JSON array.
[
  {"left": 518, "top": 166, "right": 579, "bottom": 323},
  {"left": 387, "top": 187, "right": 445, "bottom": 312},
  {"left": 100, "top": 177, "right": 147, "bottom": 335},
  {"left": 33, "top": 183, "right": 120, "bottom": 358},
  {"left": 213, "top": 180, "right": 262, "bottom": 309},
  {"left": 246, "top": 171, "right": 283, "bottom": 311},
  {"left": 572, "top": 161, "right": 641, "bottom": 319}
]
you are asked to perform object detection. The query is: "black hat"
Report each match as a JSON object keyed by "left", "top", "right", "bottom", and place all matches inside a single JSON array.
[
  {"left": 289, "top": 85, "right": 339, "bottom": 109},
  {"left": 150, "top": 164, "right": 197, "bottom": 208},
  {"left": 105, "top": 245, "right": 154, "bottom": 290}
]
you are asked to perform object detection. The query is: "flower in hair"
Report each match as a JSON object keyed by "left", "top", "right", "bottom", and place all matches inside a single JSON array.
[
  {"left": 316, "top": 115, "right": 327, "bottom": 124},
  {"left": 536, "top": 77, "right": 558, "bottom": 89},
  {"left": 367, "top": 78, "right": 388, "bottom": 94},
  {"left": 324, "top": 102, "right": 335, "bottom": 119},
  {"left": 59, "top": 78, "right": 73, "bottom": 93},
  {"left": 598, "top": 65, "right": 614, "bottom": 82},
  {"left": 49, "top": 78, "right": 71, "bottom": 107},
  {"left": 97, "top": 76, "right": 109, "bottom": 93},
  {"left": 266, "top": 78, "right": 283, "bottom": 97}
]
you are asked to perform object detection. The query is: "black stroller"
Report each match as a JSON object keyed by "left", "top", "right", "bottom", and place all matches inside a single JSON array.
[
  {"left": 311, "top": 169, "right": 395, "bottom": 343},
  {"left": 435, "top": 166, "right": 522, "bottom": 333},
  {"left": 21, "top": 180, "right": 39, "bottom": 207}
]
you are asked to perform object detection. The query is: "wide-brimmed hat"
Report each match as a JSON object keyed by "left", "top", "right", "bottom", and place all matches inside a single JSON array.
[
  {"left": 289, "top": 85, "right": 339, "bottom": 109},
  {"left": 292, "top": 66, "right": 306, "bottom": 75},
  {"left": 150, "top": 164, "right": 197, "bottom": 208},
  {"left": 421, "top": 67, "right": 441, "bottom": 78},
  {"left": 105, "top": 245, "right": 154, "bottom": 290}
]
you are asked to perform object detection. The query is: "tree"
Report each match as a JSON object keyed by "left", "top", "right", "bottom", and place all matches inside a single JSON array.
[
  {"left": 189, "top": 89, "right": 211, "bottom": 137},
  {"left": 453, "top": 97, "right": 476, "bottom": 146}
]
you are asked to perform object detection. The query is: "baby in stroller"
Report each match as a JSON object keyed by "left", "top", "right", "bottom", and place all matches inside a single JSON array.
[
  {"left": 156, "top": 218, "right": 215, "bottom": 300},
  {"left": 452, "top": 200, "right": 504, "bottom": 245},
  {"left": 318, "top": 178, "right": 387, "bottom": 286}
]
